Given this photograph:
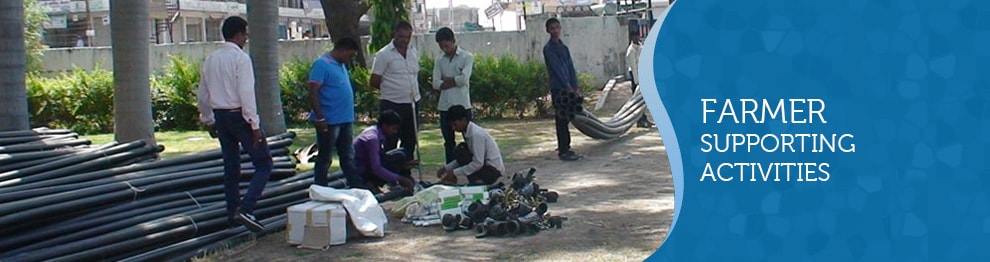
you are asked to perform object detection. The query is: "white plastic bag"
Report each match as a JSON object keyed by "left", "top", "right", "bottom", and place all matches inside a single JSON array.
[{"left": 308, "top": 185, "right": 387, "bottom": 238}]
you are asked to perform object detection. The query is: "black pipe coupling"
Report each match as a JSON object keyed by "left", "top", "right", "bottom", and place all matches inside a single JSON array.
[
  {"left": 487, "top": 205, "right": 507, "bottom": 221},
  {"left": 466, "top": 201, "right": 489, "bottom": 223},
  {"left": 441, "top": 214, "right": 461, "bottom": 232},
  {"left": 542, "top": 191, "right": 559, "bottom": 203}
]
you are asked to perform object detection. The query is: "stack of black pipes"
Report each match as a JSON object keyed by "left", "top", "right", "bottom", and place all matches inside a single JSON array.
[{"left": 0, "top": 129, "right": 348, "bottom": 262}]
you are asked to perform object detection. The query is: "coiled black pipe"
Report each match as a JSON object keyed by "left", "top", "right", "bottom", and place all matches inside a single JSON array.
[{"left": 571, "top": 90, "right": 648, "bottom": 140}]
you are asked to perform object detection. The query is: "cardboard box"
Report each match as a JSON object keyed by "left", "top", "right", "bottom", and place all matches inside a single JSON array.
[
  {"left": 438, "top": 188, "right": 464, "bottom": 217},
  {"left": 438, "top": 186, "right": 489, "bottom": 217},
  {"left": 286, "top": 201, "right": 347, "bottom": 248},
  {"left": 460, "top": 186, "right": 487, "bottom": 202}
]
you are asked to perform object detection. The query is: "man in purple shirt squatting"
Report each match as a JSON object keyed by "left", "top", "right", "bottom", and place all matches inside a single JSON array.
[
  {"left": 308, "top": 38, "right": 362, "bottom": 189},
  {"left": 354, "top": 110, "right": 419, "bottom": 196}
]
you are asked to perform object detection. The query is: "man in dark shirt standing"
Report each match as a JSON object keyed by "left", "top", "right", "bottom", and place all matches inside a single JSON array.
[{"left": 543, "top": 18, "right": 582, "bottom": 161}]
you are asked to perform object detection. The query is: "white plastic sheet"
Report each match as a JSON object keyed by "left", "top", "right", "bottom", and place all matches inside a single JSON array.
[{"left": 308, "top": 185, "right": 387, "bottom": 237}]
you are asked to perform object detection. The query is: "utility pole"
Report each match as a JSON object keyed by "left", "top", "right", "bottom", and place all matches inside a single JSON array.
[
  {"left": 521, "top": 0, "right": 526, "bottom": 30},
  {"left": 84, "top": 0, "right": 92, "bottom": 46}
]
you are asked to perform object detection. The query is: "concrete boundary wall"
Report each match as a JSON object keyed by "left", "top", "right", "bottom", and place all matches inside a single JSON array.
[{"left": 41, "top": 16, "right": 633, "bottom": 84}]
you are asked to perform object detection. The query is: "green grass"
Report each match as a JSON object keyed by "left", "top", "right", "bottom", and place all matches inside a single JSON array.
[{"left": 80, "top": 120, "right": 513, "bottom": 176}]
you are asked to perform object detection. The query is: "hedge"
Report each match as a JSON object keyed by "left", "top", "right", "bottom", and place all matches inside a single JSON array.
[{"left": 26, "top": 54, "right": 594, "bottom": 134}]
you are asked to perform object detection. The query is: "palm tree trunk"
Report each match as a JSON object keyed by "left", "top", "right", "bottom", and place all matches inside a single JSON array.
[
  {"left": 110, "top": 0, "right": 157, "bottom": 146},
  {"left": 0, "top": 0, "right": 30, "bottom": 131},
  {"left": 248, "top": 0, "right": 287, "bottom": 134}
]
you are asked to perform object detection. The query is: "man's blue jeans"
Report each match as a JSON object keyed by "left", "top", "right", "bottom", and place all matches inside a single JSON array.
[
  {"left": 313, "top": 122, "right": 359, "bottom": 188},
  {"left": 214, "top": 110, "right": 273, "bottom": 223}
]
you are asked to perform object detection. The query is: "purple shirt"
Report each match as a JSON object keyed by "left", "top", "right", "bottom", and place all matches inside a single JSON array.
[{"left": 353, "top": 126, "right": 402, "bottom": 182}]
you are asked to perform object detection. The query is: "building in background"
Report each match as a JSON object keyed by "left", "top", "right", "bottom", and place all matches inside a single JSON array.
[
  {"left": 40, "top": 0, "right": 328, "bottom": 47},
  {"left": 427, "top": 6, "right": 479, "bottom": 32}
]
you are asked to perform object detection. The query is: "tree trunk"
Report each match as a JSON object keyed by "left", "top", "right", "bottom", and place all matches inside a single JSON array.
[
  {"left": 248, "top": 0, "right": 287, "bottom": 134},
  {"left": 110, "top": 0, "right": 157, "bottom": 146},
  {"left": 321, "top": 0, "right": 370, "bottom": 68},
  {"left": 0, "top": 0, "right": 30, "bottom": 131}
]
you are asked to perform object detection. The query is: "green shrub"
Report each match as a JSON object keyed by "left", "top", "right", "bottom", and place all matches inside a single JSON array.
[
  {"left": 25, "top": 54, "right": 598, "bottom": 133},
  {"left": 417, "top": 55, "right": 438, "bottom": 120},
  {"left": 279, "top": 58, "right": 312, "bottom": 126},
  {"left": 151, "top": 55, "right": 201, "bottom": 131},
  {"left": 458, "top": 54, "right": 594, "bottom": 119},
  {"left": 350, "top": 65, "right": 380, "bottom": 122},
  {"left": 27, "top": 69, "right": 115, "bottom": 134},
  {"left": 278, "top": 58, "right": 381, "bottom": 124}
]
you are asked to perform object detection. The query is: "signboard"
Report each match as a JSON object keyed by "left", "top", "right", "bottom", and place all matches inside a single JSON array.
[
  {"left": 518, "top": 1, "right": 543, "bottom": 14},
  {"left": 484, "top": 3, "right": 504, "bottom": 19},
  {"left": 44, "top": 15, "right": 67, "bottom": 29},
  {"left": 39, "top": 0, "right": 71, "bottom": 12}
]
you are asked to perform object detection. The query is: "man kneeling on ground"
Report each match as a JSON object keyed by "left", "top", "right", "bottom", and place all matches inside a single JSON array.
[
  {"left": 354, "top": 110, "right": 419, "bottom": 195},
  {"left": 436, "top": 105, "right": 504, "bottom": 186}
]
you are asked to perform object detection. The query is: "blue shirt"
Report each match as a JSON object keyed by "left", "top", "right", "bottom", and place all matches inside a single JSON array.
[
  {"left": 543, "top": 39, "right": 579, "bottom": 91},
  {"left": 308, "top": 53, "right": 355, "bottom": 124}
]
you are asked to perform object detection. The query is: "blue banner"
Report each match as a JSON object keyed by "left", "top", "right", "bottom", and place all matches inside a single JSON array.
[{"left": 642, "top": 0, "right": 990, "bottom": 260}]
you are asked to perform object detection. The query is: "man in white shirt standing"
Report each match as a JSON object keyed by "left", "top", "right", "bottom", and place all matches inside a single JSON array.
[
  {"left": 196, "top": 16, "right": 271, "bottom": 233},
  {"left": 371, "top": 21, "right": 421, "bottom": 161},
  {"left": 626, "top": 21, "right": 642, "bottom": 87},
  {"left": 431, "top": 27, "right": 474, "bottom": 164},
  {"left": 436, "top": 105, "right": 504, "bottom": 186},
  {"left": 625, "top": 20, "right": 653, "bottom": 128}
]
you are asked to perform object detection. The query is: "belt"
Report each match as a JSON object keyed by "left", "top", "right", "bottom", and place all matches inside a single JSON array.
[{"left": 213, "top": 108, "right": 241, "bottom": 113}]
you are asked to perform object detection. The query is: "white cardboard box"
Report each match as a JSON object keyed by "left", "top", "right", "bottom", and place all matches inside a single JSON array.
[{"left": 286, "top": 201, "right": 347, "bottom": 248}]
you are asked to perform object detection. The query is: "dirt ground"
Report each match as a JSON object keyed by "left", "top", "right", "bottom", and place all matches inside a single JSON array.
[{"left": 207, "top": 82, "right": 674, "bottom": 261}]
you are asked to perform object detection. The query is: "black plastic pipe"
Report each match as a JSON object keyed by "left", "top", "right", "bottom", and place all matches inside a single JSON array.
[
  {"left": 0, "top": 128, "right": 73, "bottom": 138},
  {"left": 9, "top": 190, "right": 308, "bottom": 262},
  {"left": 0, "top": 133, "right": 78, "bottom": 146},
  {"left": 0, "top": 144, "right": 165, "bottom": 189},
  {"left": 0, "top": 168, "right": 294, "bottom": 234},
  {"left": 0, "top": 138, "right": 92, "bottom": 154},
  {"left": 0, "top": 149, "right": 78, "bottom": 166},
  {"left": 0, "top": 140, "right": 146, "bottom": 184},
  {"left": 116, "top": 215, "right": 288, "bottom": 262},
  {"left": 0, "top": 156, "right": 294, "bottom": 203},
  {"left": 2, "top": 147, "right": 290, "bottom": 193}
]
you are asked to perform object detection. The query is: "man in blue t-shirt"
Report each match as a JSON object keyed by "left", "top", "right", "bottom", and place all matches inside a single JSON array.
[{"left": 308, "top": 38, "right": 361, "bottom": 188}]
